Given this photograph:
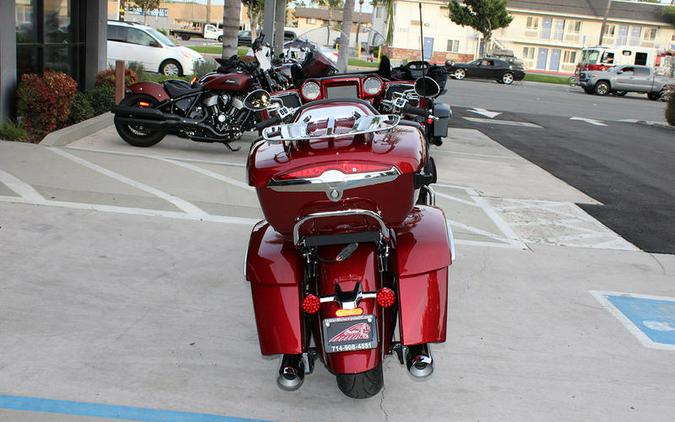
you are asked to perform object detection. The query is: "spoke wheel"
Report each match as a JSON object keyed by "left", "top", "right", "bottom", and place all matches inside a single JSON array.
[
  {"left": 454, "top": 69, "right": 466, "bottom": 80},
  {"left": 502, "top": 72, "right": 514, "bottom": 85}
]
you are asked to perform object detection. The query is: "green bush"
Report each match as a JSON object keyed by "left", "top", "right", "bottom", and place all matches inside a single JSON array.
[
  {"left": 69, "top": 91, "right": 95, "bottom": 124},
  {"left": 86, "top": 85, "right": 116, "bottom": 116},
  {"left": 96, "top": 68, "right": 137, "bottom": 89},
  {"left": 0, "top": 121, "right": 28, "bottom": 142},
  {"left": 666, "top": 86, "right": 675, "bottom": 126},
  {"left": 127, "top": 61, "right": 146, "bottom": 80},
  {"left": 192, "top": 57, "right": 217, "bottom": 78}
]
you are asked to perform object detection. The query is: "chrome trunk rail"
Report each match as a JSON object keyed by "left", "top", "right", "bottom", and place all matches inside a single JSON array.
[{"left": 293, "top": 209, "right": 390, "bottom": 246}]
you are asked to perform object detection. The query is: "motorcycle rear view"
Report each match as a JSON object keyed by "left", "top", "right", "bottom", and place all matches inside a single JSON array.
[{"left": 244, "top": 84, "right": 453, "bottom": 398}]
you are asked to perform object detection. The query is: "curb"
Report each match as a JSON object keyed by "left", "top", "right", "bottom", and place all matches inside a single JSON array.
[{"left": 40, "top": 112, "right": 113, "bottom": 147}]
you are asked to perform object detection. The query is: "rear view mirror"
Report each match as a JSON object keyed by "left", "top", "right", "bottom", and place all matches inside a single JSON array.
[
  {"left": 244, "top": 89, "right": 271, "bottom": 111},
  {"left": 414, "top": 76, "right": 440, "bottom": 98}
]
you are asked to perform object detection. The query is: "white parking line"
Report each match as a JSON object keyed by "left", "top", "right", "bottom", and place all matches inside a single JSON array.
[
  {"left": 50, "top": 148, "right": 208, "bottom": 216},
  {"left": 66, "top": 145, "right": 246, "bottom": 167},
  {"left": 158, "top": 158, "right": 254, "bottom": 191},
  {"left": 0, "top": 169, "right": 45, "bottom": 201},
  {"left": 463, "top": 117, "right": 543, "bottom": 128},
  {"left": 570, "top": 117, "right": 607, "bottom": 126}
]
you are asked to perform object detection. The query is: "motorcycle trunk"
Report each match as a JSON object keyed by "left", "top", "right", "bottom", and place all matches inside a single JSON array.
[{"left": 245, "top": 112, "right": 451, "bottom": 383}]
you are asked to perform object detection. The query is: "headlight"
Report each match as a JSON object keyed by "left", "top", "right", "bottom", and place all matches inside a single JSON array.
[
  {"left": 301, "top": 81, "right": 321, "bottom": 101},
  {"left": 363, "top": 76, "right": 383, "bottom": 95}
]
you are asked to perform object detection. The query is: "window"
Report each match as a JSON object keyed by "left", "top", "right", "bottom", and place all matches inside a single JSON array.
[
  {"left": 629, "top": 27, "right": 641, "bottom": 46},
  {"left": 446, "top": 39, "right": 459, "bottom": 53},
  {"left": 604, "top": 24, "right": 615, "bottom": 37},
  {"left": 375, "top": 7, "right": 383, "bottom": 18},
  {"left": 601, "top": 51, "right": 614, "bottom": 64},
  {"left": 107, "top": 25, "right": 126, "bottom": 42},
  {"left": 562, "top": 50, "right": 577, "bottom": 63},
  {"left": 410, "top": 20, "right": 421, "bottom": 26},
  {"left": 616, "top": 25, "right": 628, "bottom": 45},
  {"left": 526, "top": 16, "right": 539, "bottom": 30},
  {"left": 634, "top": 67, "right": 649, "bottom": 76},
  {"left": 523, "top": 46, "right": 535, "bottom": 59},
  {"left": 643, "top": 28, "right": 657, "bottom": 41},
  {"left": 568, "top": 20, "right": 581, "bottom": 33},
  {"left": 619, "top": 66, "right": 634, "bottom": 75},
  {"left": 553, "top": 19, "right": 565, "bottom": 41},
  {"left": 126, "top": 28, "right": 156, "bottom": 46}
]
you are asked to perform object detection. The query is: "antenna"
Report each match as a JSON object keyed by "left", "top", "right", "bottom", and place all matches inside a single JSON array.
[{"left": 418, "top": 3, "right": 424, "bottom": 63}]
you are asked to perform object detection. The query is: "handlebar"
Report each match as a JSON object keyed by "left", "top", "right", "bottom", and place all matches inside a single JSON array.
[{"left": 255, "top": 115, "right": 282, "bottom": 132}]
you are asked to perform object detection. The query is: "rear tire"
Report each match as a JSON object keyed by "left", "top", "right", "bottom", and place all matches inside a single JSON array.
[
  {"left": 336, "top": 364, "right": 383, "bottom": 399},
  {"left": 114, "top": 95, "right": 166, "bottom": 148}
]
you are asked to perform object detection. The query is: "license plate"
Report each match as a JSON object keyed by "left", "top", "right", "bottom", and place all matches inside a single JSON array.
[{"left": 322, "top": 315, "right": 378, "bottom": 353}]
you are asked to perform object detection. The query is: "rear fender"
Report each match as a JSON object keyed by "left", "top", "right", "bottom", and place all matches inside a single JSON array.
[
  {"left": 127, "top": 81, "right": 170, "bottom": 103},
  {"left": 245, "top": 222, "right": 303, "bottom": 355},
  {"left": 394, "top": 206, "right": 451, "bottom": 345}
]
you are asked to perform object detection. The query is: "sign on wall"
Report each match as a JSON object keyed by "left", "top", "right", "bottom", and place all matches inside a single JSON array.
[{"left": 128, "top": 7, "right": 169, "bottom": 17}]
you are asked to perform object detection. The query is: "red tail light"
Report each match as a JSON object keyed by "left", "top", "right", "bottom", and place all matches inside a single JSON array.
[
  {"left": 376, "top": 288, "right": 396, "bottom": 308},
  {"left": 302, "top": 294, "right": 321, "bottom": 314},
  {"left": 276, "top": 162, "right": 392, "bottom": 180}
]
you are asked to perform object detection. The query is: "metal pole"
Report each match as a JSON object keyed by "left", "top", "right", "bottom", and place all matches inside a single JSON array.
[{"left": 598, "top": 0, "right": 612, "bottom": 46}]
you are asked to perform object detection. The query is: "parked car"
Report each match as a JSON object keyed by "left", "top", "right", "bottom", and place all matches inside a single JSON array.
[
  {"left": 446, "top": 57, "right": 526, "bottom": 85},
  {"left": 170, "top": 24, "right": 220, "bottom": 41},
  {"left": 107, "top": 21, "right": 204, "bottom": 76},
  {"left": 579, "top": 65, "right": 675, "bottom": 100}
]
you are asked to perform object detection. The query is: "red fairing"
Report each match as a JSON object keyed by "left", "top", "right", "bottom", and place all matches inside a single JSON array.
[
  {"left": 128, "top": 82, "right": 169, "bottom": 102},
  {"left": 394, "top": 206, "right": 451, "bottom": 345},
  {"left": 316, "top": 244, "right": 390, "bottom": 374},
  {"left": 245, "top": 222, "right": 303, "bottom": 355},
  {"left": 201, "top": 72, "right": 253, "bottom": 91}
]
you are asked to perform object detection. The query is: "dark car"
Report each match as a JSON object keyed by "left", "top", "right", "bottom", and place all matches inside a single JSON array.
[
  {"left": 445, "top": 58, "right": 526, "bottom": 85},
  {"left": 239, "top": 30, "right": 296, "bottom": 47}
]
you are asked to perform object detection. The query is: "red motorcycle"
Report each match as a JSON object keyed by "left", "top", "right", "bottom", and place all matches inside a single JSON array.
[{"left": 244, "top": 80, "right": 453, "bottom": 398}]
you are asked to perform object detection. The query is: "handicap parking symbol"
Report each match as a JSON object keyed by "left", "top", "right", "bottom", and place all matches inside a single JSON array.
[{"left": 591, "top": 291, "right": 675, "bottom": 351}]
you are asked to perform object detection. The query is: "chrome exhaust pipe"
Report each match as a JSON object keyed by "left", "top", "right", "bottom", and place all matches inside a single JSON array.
[
  {"left": 277, "top": 354, "right": 305, "bottom": 391},
  {"left": 406, "top": 344, "right": 434, "bottom": 378}
]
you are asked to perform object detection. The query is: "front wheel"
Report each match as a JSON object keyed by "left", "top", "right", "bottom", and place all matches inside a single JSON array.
[
  {"left": 217, "top": 35, "right": 223, "bottom": 42},
  {"left": 501, "top": 72, "right": 514, "bottom": 85},
  {"left": 336, "top": 364, "right": 383, "bottom": 399},
  {"left": 647, "top": 92, "right": 661, "bottom": 101},
  {"left": 594, "top": 81, "right": 610, "bottom": 96},
  {"left": 160, "top": 59, "right": 183, "bottom": 76},
  {"left": 114, "top": 95, "right": 166, "bottom": 148},
  {"left": 454, "top": 69, "right": 466, "bottom": 80}
]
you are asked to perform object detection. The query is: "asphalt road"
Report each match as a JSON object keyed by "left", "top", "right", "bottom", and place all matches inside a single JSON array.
[
  {"left": 449, "top": 106, "right": 675, "bottom": 254},
  {"left": 441, "top": 78, "right": 669, "bottom": 122}
]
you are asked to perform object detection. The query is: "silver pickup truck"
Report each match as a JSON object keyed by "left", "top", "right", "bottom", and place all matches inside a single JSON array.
[{"left": 579, "top": 65, "right": 674, "bottom": 100}]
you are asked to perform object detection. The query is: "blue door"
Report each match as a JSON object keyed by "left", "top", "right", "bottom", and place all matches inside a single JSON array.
[
  {"left": 541, "top": 18, "right": 552, "bottom": 39},
  {"left": 549, "top": 49, "right": 561, "bottom": 71},
  {"left": 423, "top": 37, "right": 434, "bottom": 61},
  {"left": 537, "top": 48, "right": 549, "bottom": 70}
]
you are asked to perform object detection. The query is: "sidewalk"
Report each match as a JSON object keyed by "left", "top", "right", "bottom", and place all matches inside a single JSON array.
[{"left": 0, "top": 125, "right": 674, "bottom": 421}]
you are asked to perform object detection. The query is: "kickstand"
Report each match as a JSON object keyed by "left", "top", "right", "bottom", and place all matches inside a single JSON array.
[
  {"left": 392, "top": 343, "right": 407, "bottom": 365},
  {"left": 224, "top": 143, "right": 241, "bottom": 152}
]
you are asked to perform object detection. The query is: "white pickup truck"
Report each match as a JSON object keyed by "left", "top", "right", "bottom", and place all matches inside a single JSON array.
[
  {"left": 579, "top": 65, "right": 674, "bottom": 100},
  {"left": 170, "top": 24, "right": 221, "bottom": 41}
]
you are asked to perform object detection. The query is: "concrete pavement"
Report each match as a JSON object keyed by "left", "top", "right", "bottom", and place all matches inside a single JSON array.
[{"left": 0, "top": 121, "right": 673, "bottom": 421}]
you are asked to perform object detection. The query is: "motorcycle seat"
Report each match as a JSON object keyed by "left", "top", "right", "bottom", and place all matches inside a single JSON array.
[{"left": 163, "top": 80, "right": 201, "bottom": 98}]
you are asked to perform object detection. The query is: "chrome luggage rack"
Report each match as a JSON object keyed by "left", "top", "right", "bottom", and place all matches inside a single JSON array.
[{"left": 292, "top": 209, "right": 390, "bottom": 247}]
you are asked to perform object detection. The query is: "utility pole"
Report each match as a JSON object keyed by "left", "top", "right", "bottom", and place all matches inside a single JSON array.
[{"left": 598, "top": 0, "right": 612, "bottom": 46}]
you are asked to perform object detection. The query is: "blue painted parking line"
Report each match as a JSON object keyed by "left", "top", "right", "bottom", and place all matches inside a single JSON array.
[
  {"left": 0, "top": 395, "right": 273, "bottom": 422},
  {"left": 591, "top": 291, "right": 675, "bottom": 351}
]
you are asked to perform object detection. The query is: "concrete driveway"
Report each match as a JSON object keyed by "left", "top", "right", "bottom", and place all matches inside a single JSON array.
[{"left": 1, "top": 120, "right": 674, "bottom": 421}]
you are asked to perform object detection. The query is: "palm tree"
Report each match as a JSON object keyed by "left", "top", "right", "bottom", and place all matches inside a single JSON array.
[
  {"left": 372, "top": 0, "right": 394, "bottom": 46},
  {"left": 221, "top": 0, "right": 242, "bottom": 58},
  {"left": 354, "top": 0, "right": 364, "bottom": 59},
  {"left": 313, "top": 0, "right": 344, "bottom": 46},
  {"left": 336, "top": 0, "right": 355, "bottom": 71}
]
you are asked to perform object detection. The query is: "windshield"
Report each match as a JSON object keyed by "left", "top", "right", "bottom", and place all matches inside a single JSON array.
[
  {"left": 147, "top": 28, "right": 175, "bottom": 47},
  {"left": 583, "top": 49, "right": 600, "bottom": 63},
  {"left": 263, "top": 111, "right": 400, "bottom": 142}
]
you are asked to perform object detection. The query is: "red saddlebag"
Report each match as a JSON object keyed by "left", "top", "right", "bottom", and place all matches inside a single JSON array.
[
  {"left": 245, "top": 221, "right": 303, "bottom": 355},
  {"left": 394, "top": 206, "right": 452, "bottom": 345}
]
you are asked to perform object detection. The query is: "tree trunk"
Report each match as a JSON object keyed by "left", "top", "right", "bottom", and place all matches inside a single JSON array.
[
  {"left": 143, "top": 8, "right": 147, "bottom": 25},
  {"left": 250, "top": 16, "right": 257, "bottom": 40},
  {"left": 327, "top": 9, "right": 333, "bottom": 46},
  {"left": 222, "top": 0, "right": 241, "bottom": 59},
  {"left": 337, "top": 0, "right": 355, "bottom": 72},
  {"left": 273, "top": 0, "right": 285, "bottom": 56}
]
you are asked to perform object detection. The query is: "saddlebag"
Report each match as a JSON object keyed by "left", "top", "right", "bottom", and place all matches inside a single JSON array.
[
  {"left": 394, "top": 206, "right": 452, "bottom": 345},
  {"left": 245, "top": 221, "right": 303, "bottom": 355}
]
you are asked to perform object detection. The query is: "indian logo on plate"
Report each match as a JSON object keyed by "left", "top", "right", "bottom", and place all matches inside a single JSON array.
[{"left": 329, "top": 322, "right": 371, "bottom": 343}]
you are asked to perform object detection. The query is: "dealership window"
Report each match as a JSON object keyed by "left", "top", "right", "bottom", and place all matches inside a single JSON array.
[
  {"left": 643, "top": 28, "right": 657, "bottom": 41},
  {"left": 375, "top": 6, "right": 383, "bottom": 18},
  {"left": 629, "top": 27, "right": 641, "bottom": 46},
  {"left": 16, "top": 0, "right": 87, "bottom": 87},
  {"left": 446, "top": 39, "right": 459, "bottom": 53},
  {"left": 522, "top": 47, "right": 535, "bottom": 59},
  {"left": 526, "top": 16, "right": 539, "bottom": 30},
  {"left": 306, "top": 18, "right": 316, "bottom": 24},
  {"left": 563, "top": 50, "right": 577, "bottom": 63}
]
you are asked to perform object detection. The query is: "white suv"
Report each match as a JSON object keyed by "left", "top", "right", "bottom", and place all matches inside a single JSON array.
[{"left": 107, "top": 21, "right": 204, "bottom": 76}]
